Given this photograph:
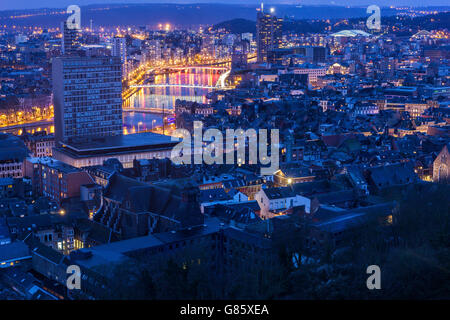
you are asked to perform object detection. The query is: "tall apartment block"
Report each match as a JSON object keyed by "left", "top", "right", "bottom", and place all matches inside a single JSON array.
[
  {"left": 202, "top": 33, "right": 216, "bottom": 57},
  {"left": 112, "top": 36, "right": 127, "bottom": 62},
  {"left": 52, "top": 56, "right": 123, "bottom": 145},
  {"left": 112, "top": 36, "right": 128, "bottom": 77},
  {"left": 61, "top": 21, "right": 80, "bottom": 55},
  {"left": 148, "top": 40, "right": 162, "bottom": 61},
  {"left": 256, "top": 7, "right": 283, "bottom": 63}
]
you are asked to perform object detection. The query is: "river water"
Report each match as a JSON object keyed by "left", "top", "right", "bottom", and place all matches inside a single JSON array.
[{"left": 122, "top": 69, "right": 221, "bottom": 134}]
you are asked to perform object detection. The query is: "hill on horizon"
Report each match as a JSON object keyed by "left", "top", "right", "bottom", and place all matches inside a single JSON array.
[
  {"left": 2, "top": 3, "right": 444, "bottom": 29},
  {"left": 210, "top": 11, "right": 450, "bottom": 36},
  {"left": 212, "top": 19, "right": 256, "bottom": 34}
]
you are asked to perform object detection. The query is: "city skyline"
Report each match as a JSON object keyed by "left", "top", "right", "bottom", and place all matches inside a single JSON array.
[
  {"left": 1, "top": 0, "right": 450, "bottom": 11},
  {"left": 0, "top": 0, "right": 448, "bottom": 304}
]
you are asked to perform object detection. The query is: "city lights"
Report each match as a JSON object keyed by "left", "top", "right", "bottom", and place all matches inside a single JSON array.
[{"left": 0, "top": 1, "right": 448, "bottom": 305}]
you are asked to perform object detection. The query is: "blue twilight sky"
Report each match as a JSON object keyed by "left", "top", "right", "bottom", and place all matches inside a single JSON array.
[{"left": 0, "top": 0, "right": 446, "bottom": 11}]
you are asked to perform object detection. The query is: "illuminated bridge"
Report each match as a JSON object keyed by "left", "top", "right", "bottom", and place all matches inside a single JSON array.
[
  {"left": 168, "top": 66, "right": 229, "bottom": 71},
  {"left": 130, "top": 70, "right": 232, "bottom": 91},
  {"left": 124, "top": 70, "right": 232, "bottom": 114},
  {"left": 129, "top": 84, "right": 217, "bottom": 89},
  {"left": 122, "top": 107, "right": 175, "bottom": 114}
]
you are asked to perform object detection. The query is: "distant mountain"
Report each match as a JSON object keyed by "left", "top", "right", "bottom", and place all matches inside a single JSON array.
[
  {"left": 213, "top": 11, "right": 450, "bottom": 36},
  {"left": 212, "top": 19, "right": 256, "bottom": 35},
  {"left": 1, "top": 4, "right": 448, "bottom": 30},
  {"left": 211, "top": 17, "right": 334, "bottom": 35}
]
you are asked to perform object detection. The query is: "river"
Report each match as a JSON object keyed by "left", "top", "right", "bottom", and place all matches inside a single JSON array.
[{"left": 122, "top": 69, "right": 221, "bottom": 134}]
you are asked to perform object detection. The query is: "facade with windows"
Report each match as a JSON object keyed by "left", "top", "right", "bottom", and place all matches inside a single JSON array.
[
  {"left": 0, "top": 133, "right": 28, "bottom": 178},
  {"left": 24, "top": 157, "right": 94, "bottom": 204},
  {"left": 256, "top": 9, "right": 283, "bottom": 63},
  {"left": 52, "top": 56, "right": 123, "bottom": 145}
]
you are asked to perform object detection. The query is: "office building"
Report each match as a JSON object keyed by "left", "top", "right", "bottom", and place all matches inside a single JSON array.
[
  {"left": 52, "top": 132, "right": 179, "bottom": 169},
  {"left": 256, "top": 6, "right": 283, "bottom": 63},
  {"left": 52, "top": 56, "right": 123, "bottom": 145}
]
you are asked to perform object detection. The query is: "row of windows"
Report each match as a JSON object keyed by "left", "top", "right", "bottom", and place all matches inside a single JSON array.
[
  {"left": 67, "top": 111, "right": 122, "bottom": 119},
  {"left": 64, "top": 94, "right": 120, "bottom": 102},
  {"left": 0, "top": 166, "right": 22, "bottom": 173},
  {"left": 37, "top": 142, "right": 54, "bottom": 147},
  {"left": 65, "top": 101, "right": 121, "bottom": 107},
  {"left": 63, "top": 77, "right": 121, "bottom": 84},
  {"left": 64, "top": 117, "right": 121, "bottom": 125},
  {"left": 63, "top": 82, "right": 121, "bottom": 90},
  {"left": 65, "top": 122, "right": 122, "bottom": 129},
  {"left": 63, "top": 70, "right": 120, "bottom": 79},
  {"left": 65, "top": 126, "right": 122, "bottom": 135},
  {"left": 64, "top": 88, "right": 121, "bottom": 95},
  {"left": 0, "top": 172, "right": 22, "bottom": 178},
  {"left": 64, "top": 106, "right": 121, "bottom": 114}
]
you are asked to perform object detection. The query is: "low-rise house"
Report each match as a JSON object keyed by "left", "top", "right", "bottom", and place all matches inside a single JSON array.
[
  {"left": 20, "top": 131, "right": 55, "bottom": 158},
  {"left": 274, "top": 165, "right": 316, "bottom": 187},
  {"left": 1, "top": 267, "right": 58, "bottom": 299},
  {"left": 308, "top": 202, "right": 396, "bottom": 252},
  {"left": 0, "top": 133, "right": 28, "bottom": 178},
  {"left": 7, "top": 214, "right": 75, "bottom": 255},
  {"left": 206, "top": 201, "right": 261, "bottom": 228},
  {"left": 255, "top": 187, "right": 311, "bottom": 218},
  {"left": 24, "top": 157, "right": 94, "bottom": 205},
  {"left": 365, "top": 162, "right": 418, "bottom": 193}
]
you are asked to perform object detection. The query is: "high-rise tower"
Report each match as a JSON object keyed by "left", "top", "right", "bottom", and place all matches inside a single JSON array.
[
  {"left": 256, "top": 4, "right": 283, "bottom": 63},
  {"left": 52, "top": 56, "right": 123, "bottom": 145}
]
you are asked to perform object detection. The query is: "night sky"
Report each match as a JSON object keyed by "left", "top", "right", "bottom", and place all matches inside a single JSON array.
[{"left": 0, "top": 0, "right": 448, "bottom": 11}]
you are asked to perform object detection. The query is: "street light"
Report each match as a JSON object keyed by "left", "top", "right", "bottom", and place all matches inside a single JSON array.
[{"left": 152, "top": 119, "right": 156, "bottom": 131}]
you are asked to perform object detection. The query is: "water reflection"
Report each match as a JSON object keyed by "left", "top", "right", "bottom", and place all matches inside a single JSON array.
[{"left": 123, "top": 69, "right": 221, "bottom": 133}]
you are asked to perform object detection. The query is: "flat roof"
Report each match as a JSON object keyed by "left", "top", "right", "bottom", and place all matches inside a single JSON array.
[
  {"left": 0, "top": 241, "right": 31, "bottom": 263},
  {"left": 85, "top": 234, "right": 164, "bottom": 256},
  {"left": 26, "top": 157, "right": 80, "bottom": 173},
  {"left": 63, "top": 132, "right": 179, "bottom": 152}
]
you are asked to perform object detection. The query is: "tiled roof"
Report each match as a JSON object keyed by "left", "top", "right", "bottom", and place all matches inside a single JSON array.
[{"left": 264, "top": 187, "right": 297, "bottom": 200}]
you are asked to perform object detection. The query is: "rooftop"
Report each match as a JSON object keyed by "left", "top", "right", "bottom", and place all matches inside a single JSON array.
[
  {"left": 26, "top": 157, "right": 80, "bottom": 174},
  {"left": 64, "top": 132, "right": 178, "bottom": 152},
  {"left": 55, "top": 132, "right": 180, "bottom": 158},
  {"left": 0, "top": 133, "right": 29, "bottom": 162},
  {"left": 331, "top": 29, "right": 370, "bottom": 37}
]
